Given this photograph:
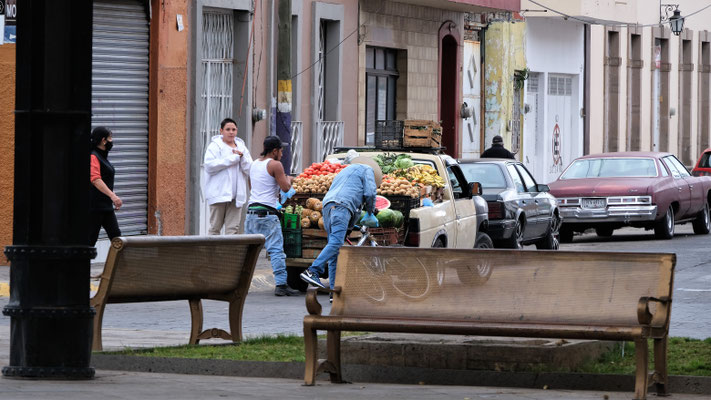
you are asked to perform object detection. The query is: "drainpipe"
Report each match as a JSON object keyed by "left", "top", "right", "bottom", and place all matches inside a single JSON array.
[
  {"left": 480, "top": 21, "right": 488, "bottom": 154},
  {"left": 583, "top": 24, "right": 591, "bottom": 155}
]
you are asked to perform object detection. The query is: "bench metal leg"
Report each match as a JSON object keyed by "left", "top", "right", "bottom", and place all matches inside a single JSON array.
[
  {"left": 653, "top": 337, "right": 669, "bottom": 397},
  {"left": 634, "top": 338, "right": 649, "bottom": 400},
  {"left": 303, "top": 325, "right": 318, "bottom": 386},
  {"left": 228, "top": 298, "right": 243, "bottom": 343},
  {"left": 326, "top": 330, "right": 343, "bottom": 383},
  {"left": 188, "top": 299, "right": 204, "bottom": 345},
  {"left": 91, "top": 300, "right": 106, "bottom": 351}
]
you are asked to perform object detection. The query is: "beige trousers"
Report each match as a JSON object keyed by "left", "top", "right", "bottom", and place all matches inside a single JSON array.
[{"left": 208, "top": 202, "right": 242, "bottom": 235}]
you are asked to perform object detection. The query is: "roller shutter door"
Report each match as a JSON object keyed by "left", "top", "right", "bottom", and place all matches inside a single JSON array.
[{"left": 92, "top": 0, "right": 149, "bottom": 236}]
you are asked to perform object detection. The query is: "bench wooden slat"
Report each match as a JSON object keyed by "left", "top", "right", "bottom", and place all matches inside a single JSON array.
[
  {"left": 303, "top": 246, "right": 675, "bottom": 400},
  {"left": 91, "top": 235, "right": 264, "bottom": 351}
]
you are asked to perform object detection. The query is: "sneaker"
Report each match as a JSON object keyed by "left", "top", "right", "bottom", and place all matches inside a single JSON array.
[
  {"left": 300, "top": 269, "right": 326, "bottom": 289},
  {"left": 329, "top": 293, "right": 333, "bottom": 304},
  {"left": 274, "top": 285, "right": 300, "bottom": 296}
]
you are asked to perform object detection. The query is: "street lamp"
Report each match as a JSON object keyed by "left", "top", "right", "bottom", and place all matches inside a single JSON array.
[{"left": 660, "top": 4, "right": 685, "bottom": 36}]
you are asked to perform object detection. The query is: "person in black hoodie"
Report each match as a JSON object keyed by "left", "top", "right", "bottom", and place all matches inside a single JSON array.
[
  {"left": 481, "top": 135, "right": 516, "bottom": 159},
  {"left": 89, "top": 126, "right": 123, "bottom": 246}
]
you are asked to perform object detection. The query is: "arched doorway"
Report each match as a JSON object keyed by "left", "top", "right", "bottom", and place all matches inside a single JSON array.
[{"left": 439, "top": 22, "right": 461, "bottom": 158}]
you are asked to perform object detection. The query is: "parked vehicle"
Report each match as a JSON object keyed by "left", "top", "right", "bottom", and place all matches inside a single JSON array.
[
  {"left": 692, "top": 148, "right": 711, "bottom": 176},
  {"left": 548, "top": 152, "right": 711, "bottom": 241},
  {"left": 459, "top": 158, "right": 561, "bottom": 250},
  {"left": 285, "top": 148, "right": 493, "bottom": 290}
]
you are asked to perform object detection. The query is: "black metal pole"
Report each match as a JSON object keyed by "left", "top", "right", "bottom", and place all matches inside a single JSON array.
[{"left": 2, "top": 0, "right": 95, "bottom": 379}]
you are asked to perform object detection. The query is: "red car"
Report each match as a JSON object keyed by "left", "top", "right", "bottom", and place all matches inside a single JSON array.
[
  {"left": 692, "top": 148, "right": 711, "bottom": 176},
  {"left": 548, "top": 152, "right": 711, "bottom": 242}
]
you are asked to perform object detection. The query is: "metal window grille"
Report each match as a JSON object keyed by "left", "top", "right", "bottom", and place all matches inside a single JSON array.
[
  {"left": 200, "top": 11, "right": 234, "bottom": 158},
  {"left": 290, "top": 121, "right": 303, "bottom": 172},
  {"left": 317, "top": 121, "right": 344, "bottom": 161}
]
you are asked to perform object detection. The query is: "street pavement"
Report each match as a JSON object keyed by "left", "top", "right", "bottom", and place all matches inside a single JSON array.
[{"left": 0, "top": 226, "right": 710, "bottom": 399}]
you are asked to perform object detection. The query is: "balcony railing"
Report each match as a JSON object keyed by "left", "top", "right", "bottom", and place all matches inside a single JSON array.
[
  {"left": 315, "top": 121, "right": 344, "bottom": 162},
  {"left": 290, "top": 121, "right": 303, "bottom": 173}
]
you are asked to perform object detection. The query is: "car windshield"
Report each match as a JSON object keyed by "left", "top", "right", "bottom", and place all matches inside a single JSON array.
[
  {"left": 460, "top": 163, "right": 507, "bottom": 189},
  {"left": 560, "top": 158, "right": 657, "bottom": 179}
]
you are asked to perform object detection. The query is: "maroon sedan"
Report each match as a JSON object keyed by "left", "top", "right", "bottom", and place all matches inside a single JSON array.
[{"left": 548, "top": 152, "right": 711, "bottom": 242}]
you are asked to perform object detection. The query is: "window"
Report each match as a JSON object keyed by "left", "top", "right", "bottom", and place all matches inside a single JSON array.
[
  {"left": 668, "top": 156, "right": 690, "bottom": 177},
  {"left": 561, "top": 158, "right": 658, "bottom": 179},
  {"left": 460, "top": 163, "right": 507, "bottom": 189},
  {"left": 447, "top": 167, "right": 463, "bottom": 198},
  {"left": 662, "top": 157, "right": 681, "bottom": 178},
  {"left": 506, "top": 164, "right": 525, "bottom": 192},
  {"left": 515, "top": 164, "right": 538, "bottom": 192},
  {"left": 366, "top": 47, "right": 398, "bottom": 145}
]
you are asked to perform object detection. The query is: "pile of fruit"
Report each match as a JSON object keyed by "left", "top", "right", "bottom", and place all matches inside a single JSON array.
[
  {"left": 391, "top": 164, "right": 446, "bottom": 188},
  {"left": 293, "top": 161, "right": 347, "bottom": 194},
  {"left": 293, "top": 197, "right": 323, "bottom": 229},
  {"left": 358, "top": 209, "right": 405, "bottom": 229},
  {"left": 377, "top": 176, "right": 420, "bottom": 198}
]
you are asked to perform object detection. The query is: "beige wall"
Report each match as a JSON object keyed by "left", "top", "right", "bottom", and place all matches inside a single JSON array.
[
  {"left": 357, "top": 0, "right": 465, "bottom": 144},
  {"left": 587, "top": 1, "right": 711, "bottom": 163}
]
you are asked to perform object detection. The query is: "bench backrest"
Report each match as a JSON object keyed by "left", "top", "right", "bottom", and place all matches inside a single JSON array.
[
  {"left": 95, "top": 235, "right": 264, "bottom": 303},
  {"left": 333, "top": 247, "right": 675, "bottom": 329}
]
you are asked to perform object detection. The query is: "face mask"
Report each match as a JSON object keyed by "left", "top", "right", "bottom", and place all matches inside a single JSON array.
[{"left": 104, "top": 141, "right": 114, "bottom": 152}]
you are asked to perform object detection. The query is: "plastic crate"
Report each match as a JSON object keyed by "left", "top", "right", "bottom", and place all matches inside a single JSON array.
[
  {"left": 384, "top": 195, "right": 421, "bottom": 220},
  {"left": 374, "top": 120, "right": 404, "bottom": 149},
  {"left": 283, "top": 213, "right": 299, "bottom": 230},
  {"left": 368, "top": 227, "right": 403, "bottom": 246},
  {"left": 283, "top": 228, "right": 302, "bottom": 258}
]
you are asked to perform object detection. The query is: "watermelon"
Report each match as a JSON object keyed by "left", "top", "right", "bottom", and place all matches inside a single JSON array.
[
  {"left": 376, "top": 209, "right": 396, "bottom": 228},
  {"left": 391, "top": 210, "right": 404, "bottom": 228},
  {"left": 375, "top": 195, "right": 391, "bottom": 210}
]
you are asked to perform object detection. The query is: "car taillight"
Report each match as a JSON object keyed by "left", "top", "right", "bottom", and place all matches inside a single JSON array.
[
  {"left": 405, "top": 218, "right": 420, "bottom": 247},
  {"left": 487, "top": 201, "right": 505, "bottom": 219}
]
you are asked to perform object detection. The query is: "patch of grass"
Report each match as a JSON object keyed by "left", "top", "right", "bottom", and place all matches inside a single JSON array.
[
  {"left": 107, "top": 335, "right": 711, "bottom": 376},
  {"left": 111, "top": 335, "right": 306, "bottom": 362},
  {"left": 537, "top": 337, "right": 711, "bottom": 376}
]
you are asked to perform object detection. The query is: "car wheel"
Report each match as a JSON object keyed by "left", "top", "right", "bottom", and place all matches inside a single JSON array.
[
  {"left": 595, "top": 226, "right": 615, "bottom": 237},
  {"left": 503, "top": 219, "right": 524, "bottom": 249},
  {"left": 654, "top": 205, "right": 675, "bottom": 239},
  {"left": 692, "top": 202, "right": 711, "bottom": 235},
  {"left": 457, "top": 232, "right": 494, "bottom": 285},
  {"left": 536, "top": 214, "right": 560, "bottom": 250},
  {"left": 559, "top": 226, "right": 574, "bottom": 243}
]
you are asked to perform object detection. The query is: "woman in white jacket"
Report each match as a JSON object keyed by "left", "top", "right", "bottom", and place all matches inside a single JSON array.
[{"left": 203, "top": 118, "right": 253, "bottom": 234}]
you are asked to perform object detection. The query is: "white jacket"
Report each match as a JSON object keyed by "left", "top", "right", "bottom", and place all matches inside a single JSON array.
[{"left": 203, "top": 135, "right": 253, "bottom": 207}]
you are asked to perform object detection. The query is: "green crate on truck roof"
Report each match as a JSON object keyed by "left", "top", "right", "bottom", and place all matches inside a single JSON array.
[{"left": 283, "top": 227, "right": 302, "bottom": 258}]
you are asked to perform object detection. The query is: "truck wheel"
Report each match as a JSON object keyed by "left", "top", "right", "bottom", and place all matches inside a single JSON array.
[
  {"left": 654, "top": 206, "right": 675, "bottom": 240},
  {"left": 692, "top": 202, "right": 711, "bottom": 234},
  {"left": 457, "top": 232, "right": 493, "bottom": 285},
  {"left": 287, "top": 267, "right": 309, "bottom": 292}
]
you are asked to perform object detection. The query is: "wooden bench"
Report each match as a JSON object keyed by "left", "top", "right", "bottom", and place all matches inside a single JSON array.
[
  {"left": 303, "top": 246, "right": 675, "bottom": 400},
  {"left": 91, "top": 235, "right": 264, "bottom": 351}
]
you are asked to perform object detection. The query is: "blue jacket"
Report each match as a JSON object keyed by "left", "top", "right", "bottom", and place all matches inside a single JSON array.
[{"left": 322, "top": 164, "right": 377, "bottom": 225}]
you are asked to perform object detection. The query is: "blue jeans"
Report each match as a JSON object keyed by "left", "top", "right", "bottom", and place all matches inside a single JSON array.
[
  {"left": 308, "top": 203, "right": 351, "bottom": 289},
  {"left": 245, "top": 213, "right": 287, "bottom": 286}
]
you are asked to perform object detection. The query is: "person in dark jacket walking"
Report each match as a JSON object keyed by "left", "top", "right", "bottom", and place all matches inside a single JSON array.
[
  {"left": 481, "top": 135, "right": 515, "bottom": 159},
  {"left": 89, "top": 126, "right": 122, "bottom": 246}
]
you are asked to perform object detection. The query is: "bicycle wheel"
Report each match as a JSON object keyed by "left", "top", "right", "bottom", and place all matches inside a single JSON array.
[
  {"left": 387, "top": 258, "right": 431, "bottom": 301},
  {"left": 352, "top": 258, "right": 386, "bottom": 303}
]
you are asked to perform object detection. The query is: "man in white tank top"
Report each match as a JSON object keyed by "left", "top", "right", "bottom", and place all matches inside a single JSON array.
[{"left": 245, "top": 136, "right": 300, "bottom": 296}]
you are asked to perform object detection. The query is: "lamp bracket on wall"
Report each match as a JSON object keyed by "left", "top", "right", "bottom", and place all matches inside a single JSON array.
[{"left": 659, "top": 4, "right": 679, "bottom": 23}]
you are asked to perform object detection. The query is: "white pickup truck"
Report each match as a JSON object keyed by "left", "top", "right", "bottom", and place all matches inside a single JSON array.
[{"left": 285, "top": 148, "right": 492, "bottom": 290}]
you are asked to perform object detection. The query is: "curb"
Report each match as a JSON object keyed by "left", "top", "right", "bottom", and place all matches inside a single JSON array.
[{"left": 91, "top": 354, "right": 711, "bottom": 395}]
